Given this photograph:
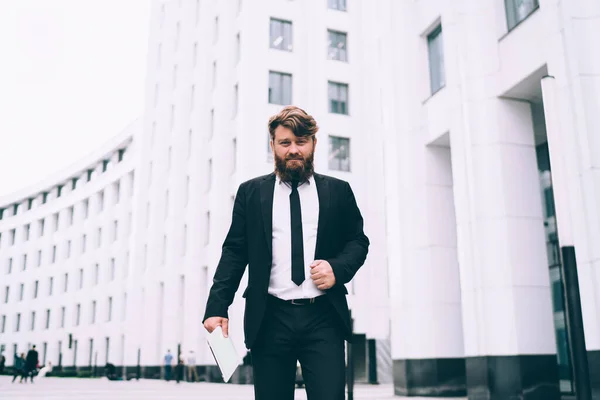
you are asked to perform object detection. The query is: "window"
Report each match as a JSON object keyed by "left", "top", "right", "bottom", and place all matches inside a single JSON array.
[
  {"left": 110, "top": 258, "right": 115, "bottom": 281},
  {"left": 235, "top": 33, "right": 241, "bottom": 64},
  {"left": 4, "top": 286, "right": 9, "bottom": 303},
  {"left": 87, "top": 169, "right": 94, "bottom": 182},
  {"left": 30, "top": 311, "right": 36, "bottom": 331},
  {"left": 49, "top": 277, "right": 54, "bottom": 296},
  {"left": 214, "top": 16, "right": 219, "bottom": 42},
  {"left": 43, "top": 342, "right": 47, "bottom": 364},
  {"left": 15, "top": 313, "right": 21, "bottom": 332},
  {"left": 122, "top": 293, "right": 127, "bottom": 321},
  {"left": 107, "top": 297, "right": 113, "bottom": 321},
  {"left": 79, "top": 268, "right": 84, "bottom": 289},
  {"left": 113, "top": 221, "right": 118, "bottom": 241},
  {"left": 60, "top": 306, "right": 65, "bottom": 328},
  {"left": 7, "top": 258, "right": 12, "bottom": 274},
  {"left": 170, "top": 104, "right": 175, "bottom": 131},
  {"left": 212, "top": 61, "right": 217, "bottom": 89},
  {"left": 42, "top": 192, "right": 49, "bottom": 203},
  {"left": 19, "top": 283, "right": 24, "bottom": 301},
  {"left": 98, "top": 191, "right": 104, "bottom": 212},
  {"left": 1, "top": 315, "right": 5, "bottom": 333},
  {"left": 97, "top": 228, "right": 102, "bottom": 248},
  {"left": 34, "top": 280, "right": 39, "bottom": 298},
  {"left": 72, "top": 177, "right": 78, "bottom": 190},
  {"left": 63, "top": 273, "right": 68, "bottom": 293},
  {"left": 329, "top": 136, "right": 351, "bottom": 171},
  {"left": 53, "top": 213, "right": 59, "bottom": 231},
  {"left": 22, "top": 254, "right": 27, "bottom": 271},
  {"left": 91, "top": 301, "right": 96, "bottom": 324},
  {"left": 233, "top": 84, "right": 239, "bottom": 117},
  {"left": 328, "top": 0, "right": 346, "bottom": 10},
  {"left": 52, "top": 245, "right": 57, "bottom": 263},
  {"left": 13, "top": 203, "right": 20, "bottom": 216},
  {"left": 232, "top": 138, "right": 237, "bottom": 174},
  {"left": 39, "top": 219, "right": 45, "bottom": 236},
  {"left": 28, "top": 198, "right": 34, "bottom": 209},
  {"left": 172, "top": 65, "right": 178, "bottom": 88},
  {"left": 205, "top": 212, "right": 210, "bottom": 245},
  {"left": 45, "top": 309, "right": 51, "bottom": 329},
  {"left": 75, "top": 304, "right": 81, "bottom": 326},
  {"left": 162, "top": 235, "right": 167, "bottom": 265},
  {"left": 57, "top": 185, "right": 63, "bottom": 198},
  {"left": 68, "top": 206, "right": 74, "bottom": 225},
  {"left": 270, "top": 18, "right": 293, "bottom": 51},
  {"left": 37, "top": 250, "right": 42, "bottom": 267},
  {"left": 505, "top": 0, "right": 539, "bottom": 30},
  {"left": 175, "top": 22, "right": 180, "bottom": 50},
  {"left": 328, "top": 82, "right": 349, "bottom": 115},
  {"left": 10, "top": 229, "right": 15, "bottom": 245},
  {"left": 182, "top": 225, "right": 188, "bottom": 255},
  {"left": 67, "top": 240, "right": 71, "bottom": 258},
  {"left": 327, "top": 30, "right": 347, "bottom": 62},
  {"left": 82, "top": 234, "right": 87, "bottom": 253},
  {"left": 207, "top": 159, "right": 213, "bottom": 191},
  {"left": 83, "top": 199, "right": 89, "bottom": 219},
  {"left": 118, "top": 148, "right": 126, "bottom": 162},
  {"left": 427, "top": 24, "right": 445, "bottom": 94},
  {"left": 102, "top": 160, "right": 109, "bottom": 172},
  {"left": 193, "top": 42, "right": 198, "bottom": 67},
  {"left": 268, "top": 71, "right": 292, "bottom": 105},
  {"left": 94, "top": 264, "right": 99, "bottom": 285},
  {"left": 25, "top": 224, "right": 30, "bottom": 241}
]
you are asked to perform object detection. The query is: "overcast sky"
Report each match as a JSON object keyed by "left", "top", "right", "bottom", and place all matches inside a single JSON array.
[{"left": 0, "top": 0, "right": 150, "bottom": 197}]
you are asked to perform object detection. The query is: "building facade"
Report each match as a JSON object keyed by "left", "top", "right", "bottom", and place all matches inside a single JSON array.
[
  {"left": 382, "top": 0, "right": 600, "bottom": 398},
  {"left": 127, "top": 0, "right": 391, "bottom": 383},
  {"left": 0, "top": 121, "right": 137, "bottom": 372}
]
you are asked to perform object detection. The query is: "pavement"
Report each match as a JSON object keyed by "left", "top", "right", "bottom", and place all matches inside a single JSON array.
[{"left": 0, "top": 375, "right": 465, "bottom": 399}]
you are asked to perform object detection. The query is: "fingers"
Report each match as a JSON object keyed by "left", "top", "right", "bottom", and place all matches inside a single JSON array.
[
  {"left": 310, "top": 260, "right": 322, "bottom": 268},
  {"left": 221, "top": 319, "right": 229, "bottom": 338}
]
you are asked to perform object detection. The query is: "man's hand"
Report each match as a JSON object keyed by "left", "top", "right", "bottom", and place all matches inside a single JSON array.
[
  {"left": 203, "top": 317, "right": 229, "bottom": 338},
  {"left": 310, "top": 260, "right": 336, "bottom": 290}
]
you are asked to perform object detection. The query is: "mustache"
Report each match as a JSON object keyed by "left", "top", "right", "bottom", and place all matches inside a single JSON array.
[{"left": 286, "top": 156, "right": 304, "bottom": 160}]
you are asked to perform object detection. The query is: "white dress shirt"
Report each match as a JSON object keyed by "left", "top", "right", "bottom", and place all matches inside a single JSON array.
[{"left": 268, "top": 174, "right": 324, "bottom": 300}]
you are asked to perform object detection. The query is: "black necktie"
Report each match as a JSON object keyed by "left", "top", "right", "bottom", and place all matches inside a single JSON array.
[{"left": 290, "top": 180, "right": 305, "bottom": 286}]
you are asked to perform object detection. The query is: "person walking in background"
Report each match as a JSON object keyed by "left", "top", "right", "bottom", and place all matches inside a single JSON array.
[
  {"left": 175, "top": 355, "right": 185, "bottom": 384},
  {"left": 25, "top": 345, "right": 39, "bottom": 383},
  {"left": 12, "top": 353, "right": 26, "bottom": 383},
  {"left": 203, "top": 106, "right": 369, "bottom": 400},
  {"left": 186, "top": 350, "right": 199, "bottom": 382},
  {"left": 0, "top": 353, "right": 5, "bottom": 374},
  {"left": 163, "top": 350, "right": 173, "bottom": 381}
]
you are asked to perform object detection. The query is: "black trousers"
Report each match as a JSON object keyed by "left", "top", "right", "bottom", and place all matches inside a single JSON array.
[{"left": 251, "top": 295, "right": 346, "bottom": 400}]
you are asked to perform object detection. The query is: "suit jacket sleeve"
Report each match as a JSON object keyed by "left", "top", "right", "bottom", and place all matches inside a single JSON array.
[
  {"left": 327, "top": 181, "right": 370, "bottom": 286},
  {"left": 203, "top": 183, "right": 249, "bottom": 322}
]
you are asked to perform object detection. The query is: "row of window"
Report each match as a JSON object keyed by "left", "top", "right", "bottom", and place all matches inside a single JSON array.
[
  {"left": 270, "top": 19, "right": 348, "bottom": 63},
  {"left": 0, "top": 174, "right": 133, "bottom": 250},
  {"left": 1, "top": 295, "right": 125, "bottom": 334},
  {"left": 4, "top": 262, "right": 123, "bottom": 305},
  {"left": 0, "top": 149, "right": 129, "bottom": 222}
]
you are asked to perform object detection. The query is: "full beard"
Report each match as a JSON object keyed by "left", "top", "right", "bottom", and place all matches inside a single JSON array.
[{"left": 274, "top": 152, "right": 315, "bottom": 183}]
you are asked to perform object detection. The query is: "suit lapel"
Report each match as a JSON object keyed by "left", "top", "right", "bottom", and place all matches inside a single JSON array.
[
  {"left": 260, "top": 172, "right": 276, "bottom": 258},
  {"left": 314, "top": 173, "right": 330, "bottom": 259}
]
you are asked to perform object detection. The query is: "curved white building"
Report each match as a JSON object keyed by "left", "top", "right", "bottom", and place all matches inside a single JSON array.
[{"left": 0, "top": 120, "right": 138, "bottom": 373}]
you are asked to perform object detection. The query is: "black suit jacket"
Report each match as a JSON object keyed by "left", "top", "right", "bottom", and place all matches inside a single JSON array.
[{"left": 203, "top": 172, "right": 369, "bottom": 349}]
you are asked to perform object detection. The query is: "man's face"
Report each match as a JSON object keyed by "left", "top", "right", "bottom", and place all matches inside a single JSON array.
[{"left": 271, "top": 125, "right": 317, "bottom": 182}]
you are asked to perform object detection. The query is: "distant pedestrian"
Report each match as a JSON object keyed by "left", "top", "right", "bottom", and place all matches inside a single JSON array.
[
  {"left": 12, "top": 353, "right": 26, "bottom": 383},
  {"left": 186, "top": 350, "right": 199, "bottom": 382},
  {"left": 164, "top": 350, "right": 173, "bottom": 381},
  {"left": 25, "top": 345, "right": 39, "bottom": 383},
  {"left": 0, "top": 354, "right": 5, "bottom": 374},
  {"left": 175, "top": 356, "right": 184, "bottom": 384}
]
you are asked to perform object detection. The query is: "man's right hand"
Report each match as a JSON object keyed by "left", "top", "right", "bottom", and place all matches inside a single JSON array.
[{"left": 203, "top": 317, "right": 229, "bottom": 338}]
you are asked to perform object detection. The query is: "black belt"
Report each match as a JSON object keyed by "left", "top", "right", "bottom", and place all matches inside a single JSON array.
[{"left": 268, "top": 294, "right": 326, "bottom": 306}]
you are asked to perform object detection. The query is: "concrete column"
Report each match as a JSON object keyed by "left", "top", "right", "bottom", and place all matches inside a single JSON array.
[{"left": 454, "top": 6, "right": 560, "bottom": 391}]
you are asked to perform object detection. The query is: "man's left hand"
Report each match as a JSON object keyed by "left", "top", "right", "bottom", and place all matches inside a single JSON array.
[{"left": 310, "top": 260, "right": 336, "bottom": 290}]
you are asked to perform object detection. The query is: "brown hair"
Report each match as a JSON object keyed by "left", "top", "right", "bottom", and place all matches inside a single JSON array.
[{"left": 268, "top": 106, "right": 319, "bottom": 141}]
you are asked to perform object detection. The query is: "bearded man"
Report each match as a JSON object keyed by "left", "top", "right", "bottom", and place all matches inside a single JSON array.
[{"left": 203, "top": 105, "right": 369, "bottom": 400}]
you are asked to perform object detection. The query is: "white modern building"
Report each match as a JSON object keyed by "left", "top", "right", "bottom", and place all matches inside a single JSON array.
[
  {"left": 381, "top": 0, "right": 600, "bottom": 398},
  {"left": 0, "top": 0, "right": 392, "bottom": 385},
  {"left": 0, "top": 121, "right": 137, "bottom": 373},
  {"left": 128, "top": 0, "right": 391, "bottom": 383},
  {"left": 3, "top": 0, "right": 600, "bottom": 398}
]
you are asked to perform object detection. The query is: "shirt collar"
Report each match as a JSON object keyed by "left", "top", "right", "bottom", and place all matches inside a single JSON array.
[{"left": 276, "top": 174, "right": 313, "bottom": 188}]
